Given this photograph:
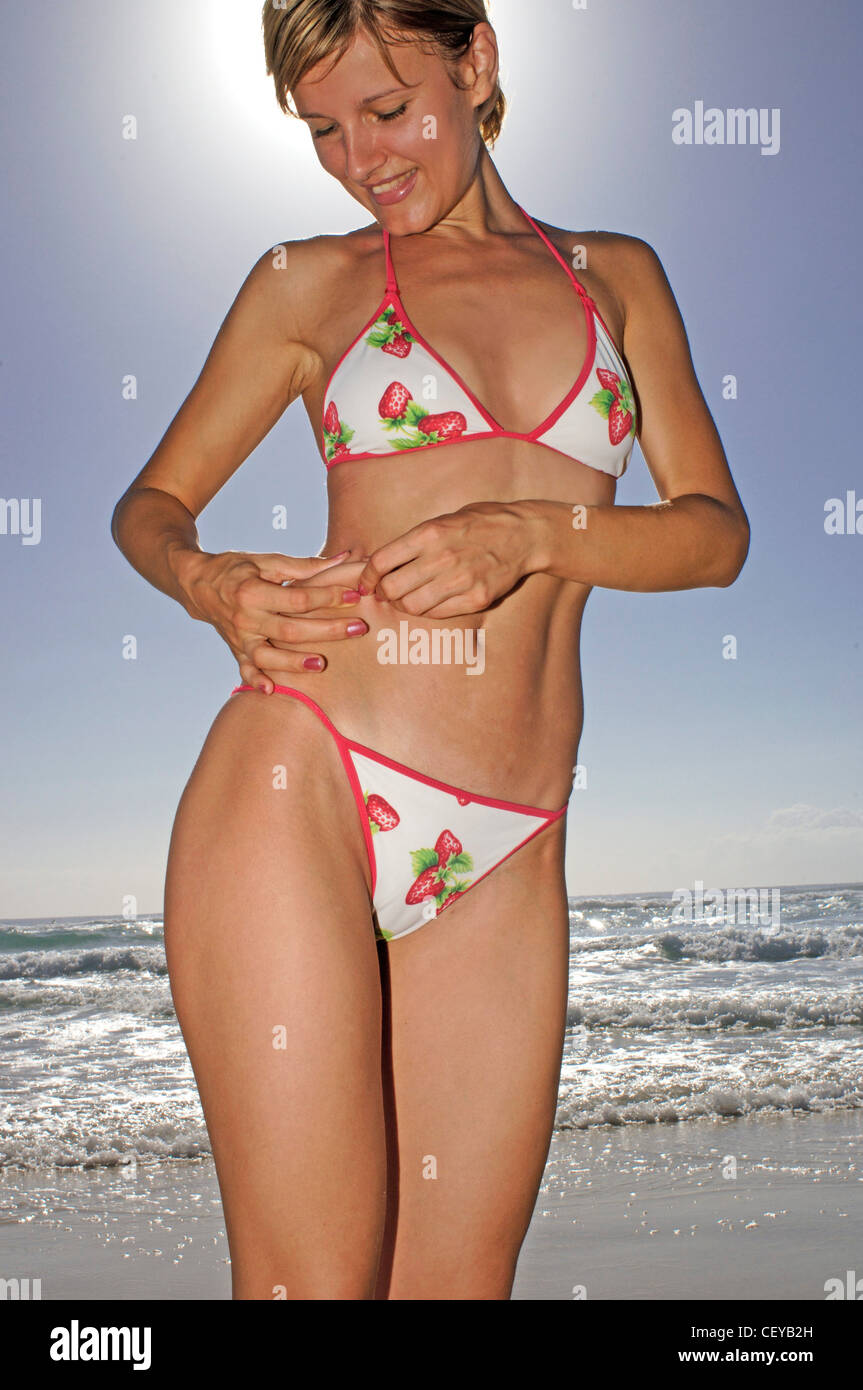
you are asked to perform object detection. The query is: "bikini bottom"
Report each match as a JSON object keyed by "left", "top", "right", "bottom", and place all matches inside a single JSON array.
[{"left": 230, "top": 683, "right": 568, "bottom": 942}]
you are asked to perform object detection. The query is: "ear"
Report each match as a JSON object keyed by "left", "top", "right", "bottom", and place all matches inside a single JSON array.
[{"left": 462, "top": 21, "right": 499, "bottom": 115}]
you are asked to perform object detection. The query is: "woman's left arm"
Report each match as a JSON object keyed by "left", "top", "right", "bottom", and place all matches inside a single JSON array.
[
  {"left": 522, "top": 235, "right": 750, "bottom": 592},
  {"left": 357, "top": 237, "right": 750, "bottom": 615}
]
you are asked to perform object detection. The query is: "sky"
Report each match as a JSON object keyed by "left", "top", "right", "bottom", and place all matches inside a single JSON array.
[{"left": 1, "top": 0, "right": 861, "bottom": 917}]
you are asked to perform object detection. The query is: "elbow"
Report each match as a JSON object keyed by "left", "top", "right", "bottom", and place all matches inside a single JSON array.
[
  {"left": 110, "top": 493, "right": 128, "bottom": 549},
  {"left": 712, "top": 514, "right": 750, "bottom": 587},
  {"left": 111, "top": 484, "right": 139, "bottom": 551}
]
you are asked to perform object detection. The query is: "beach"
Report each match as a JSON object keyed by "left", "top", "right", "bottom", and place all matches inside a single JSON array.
[
  {"left": 2, "top": 886, "right": 861, "bottom": 1300},
  {"left": 2, "top": 1109, "right": 860, "bottom": 1301},
  {"left": 515, "top": 1109, "right": 863, "bottom": 1301}
]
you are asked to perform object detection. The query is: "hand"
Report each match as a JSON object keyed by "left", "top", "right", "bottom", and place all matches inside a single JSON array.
[
  {"left": 175, "top": 548, "right": 370, "bottom": 691},
  {"left": 355, "top": 501, "right": 540, "bottom": 618}
]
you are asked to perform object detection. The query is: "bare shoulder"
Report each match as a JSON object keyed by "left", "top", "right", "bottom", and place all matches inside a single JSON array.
[
  {"left": 579, "top": 231, "right": 675, "bottom": 329},
  {"left": 538, "top": 220, "right": 669, "bottom": 333},
  {"left": 242, "top": 224, "right": 383, "bottom": 342}
]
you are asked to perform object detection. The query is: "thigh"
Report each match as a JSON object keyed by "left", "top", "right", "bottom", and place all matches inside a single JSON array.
[
  {"left": 378, "top": 815, "right": 570, "bottom": 1300},
  {"left": 164, "top": 693, "right": 386, "bottom": 1299}
]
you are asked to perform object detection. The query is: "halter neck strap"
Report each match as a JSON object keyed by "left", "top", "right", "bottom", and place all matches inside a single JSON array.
[
  {"left": 382, "top": 226, "right": 398, "bottom": 293},
  {"left": 515, "top": 203, "right": 591, "bottom": 300},
  {"left": 381, "top": 205, "right": 591, "bottom": 301}
]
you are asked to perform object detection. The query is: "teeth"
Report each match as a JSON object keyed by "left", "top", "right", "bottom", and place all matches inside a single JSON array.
[{"left": 372, "top": 170, "right": 413, "bottom": 194}]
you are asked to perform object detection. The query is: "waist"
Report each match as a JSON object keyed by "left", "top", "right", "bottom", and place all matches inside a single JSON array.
[{"left": 253, "top": 580, "right": 587, "bottom": 806}]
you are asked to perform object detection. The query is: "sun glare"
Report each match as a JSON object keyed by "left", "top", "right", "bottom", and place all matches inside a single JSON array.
[{"left": 206, "top": 0, "right": 285, "bottom": 134}]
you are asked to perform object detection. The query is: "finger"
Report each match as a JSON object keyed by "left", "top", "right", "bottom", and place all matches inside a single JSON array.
[
  {"left": 234, "top": 572, "right": 358, "bottom": 621},
  {"left": 355, "top": 560, "right": 382, "bottom": 596},
  {"left": 247, "top": 642, "right": 329, "bottom": 674},
  {"left": 261, "top": 613, "right": 370, "bottom": 645},
  {"left": 256, "top": 586, "right": 366, "bottom": 629},
  {"left": 372, "top": 558, "right": 461, "bottom": 608},
  {"left": 233, "top": 574, "right": 299, "bottom": 622},
  {"left": 376, "top": 555, "right": 451, "bottom": 604},
  {"left": 387, "top": 575, "right": 468, "bottom": 615},
  {"left": 284, "top": 558, "right": 368, "bottom": 593},
  {"left": 356, "top": 531, "right": 426, "bottom": 594},
  {"left": 266, "top": 582, "right": 367, "bottom": 616},
  {"left": 237, "top": 659, "right": 273, "bottom": 694},
  {"left": 255, "top": 550, "right": 352, "bottom": 584}
]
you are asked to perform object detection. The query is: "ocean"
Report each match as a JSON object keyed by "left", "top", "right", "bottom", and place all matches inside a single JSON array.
[{"left": 1, "top": 884, "right": 861, "bottom": 1169}]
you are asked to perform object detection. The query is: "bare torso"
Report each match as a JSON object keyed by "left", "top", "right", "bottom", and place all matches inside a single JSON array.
[
  {"left": 255, "top": 217, "right": 629, "bottom": 809},
  {"left": 123, "top": 10, "right": 749, "bottom": 1302}
]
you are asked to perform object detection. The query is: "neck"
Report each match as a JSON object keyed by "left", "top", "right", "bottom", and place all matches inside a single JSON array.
[{"left": 401, "top": 146, "right": 528, "bottom": 246}]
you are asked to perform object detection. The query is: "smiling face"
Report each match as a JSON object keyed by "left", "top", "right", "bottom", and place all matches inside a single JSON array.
[{"left": 293, "top": 25, "right": 498, "bottom": 231}]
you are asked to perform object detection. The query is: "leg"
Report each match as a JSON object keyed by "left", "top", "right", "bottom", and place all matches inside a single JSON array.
[
  {"left": 375, "top": 816, "right": 570, "bottom": 1300},
  {"left": 163, "top": 692, "right": 386, "bottom": 1299}
]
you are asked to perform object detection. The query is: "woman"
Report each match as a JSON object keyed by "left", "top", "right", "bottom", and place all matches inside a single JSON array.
[{"left": 112, "top": 0, "right": 749, "bottom": 1300}]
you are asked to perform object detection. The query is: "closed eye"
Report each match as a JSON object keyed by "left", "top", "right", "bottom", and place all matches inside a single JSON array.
[{"left": 311, "top": 103, "right": 409, "bottom": 140}]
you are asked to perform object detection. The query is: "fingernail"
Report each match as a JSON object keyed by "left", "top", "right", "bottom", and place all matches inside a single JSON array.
[
  {"left": 258, "top": 683, "right": 271, "bottom": 694},
  {"left": 303, "top": 656, "right": 325, "bottom": 671},
  {"left": 356, "top": 583, "right": 369, "bottom": 596},
  {"left": 341, "top": 589, "right": 362, "bottom": 603},
  {"left": 346, "top": 620, "right": 368, "bottom": 636}
]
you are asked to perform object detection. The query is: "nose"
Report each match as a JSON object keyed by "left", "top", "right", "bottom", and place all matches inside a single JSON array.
[{"left": 341, "top": 123, "right": 387, "bottom": 186}]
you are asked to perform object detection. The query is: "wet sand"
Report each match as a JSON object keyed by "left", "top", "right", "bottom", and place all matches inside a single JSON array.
[{"left": 2, "top": 1110, "right": 859, "bottom": 1301}]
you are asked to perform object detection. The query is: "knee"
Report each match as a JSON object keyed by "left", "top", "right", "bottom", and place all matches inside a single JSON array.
[
  {"left": 226, "top": 1209, "right": 386, "bottom": 1301},
  {"left": 384, "top": 1241, "right": 519, "bottom": 1301},
  {"left": 232, "top": 1260, "right": 379, "bottom": 1302}
]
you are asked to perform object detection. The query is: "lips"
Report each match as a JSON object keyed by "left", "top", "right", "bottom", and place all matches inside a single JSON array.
[{"left": 366, "top": 167, "right": 417, "bottom": 206}]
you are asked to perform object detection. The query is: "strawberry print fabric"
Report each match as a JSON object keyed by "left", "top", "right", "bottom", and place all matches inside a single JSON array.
[
  {"left": 319, "top": 204, "right": 638, "bottom": 477},
  {"left": 350, "top": 748, "right": 559, "bottom": 941}
]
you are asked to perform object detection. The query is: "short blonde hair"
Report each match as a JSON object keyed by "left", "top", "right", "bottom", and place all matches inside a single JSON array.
[{"left": 261, "top": 0, "right": 506, "bottom": 147}]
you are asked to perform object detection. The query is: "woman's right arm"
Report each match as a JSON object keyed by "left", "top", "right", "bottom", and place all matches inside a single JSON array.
[{"left": 111, "top": 244, "right": 367, "bottom": 689}]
